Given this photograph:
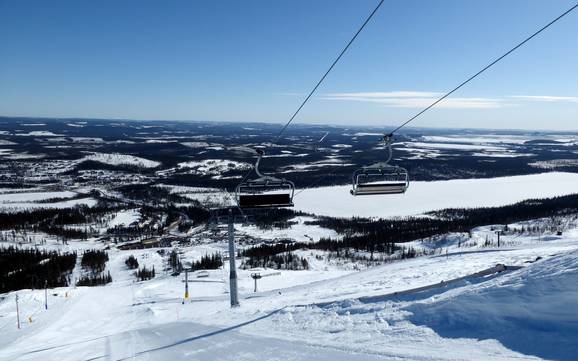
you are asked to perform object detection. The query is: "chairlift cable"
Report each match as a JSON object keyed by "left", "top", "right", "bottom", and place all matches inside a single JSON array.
[
  {"left": 299, "top": 3, "right": 578, "bottom": 197},
  {"left": 240, "top": 0, "right": 386, "bottom": 204},
  {"left": 234, "top": 1, "right": 385, "bottom": 206},
  {"left": 238, "top": 2, "right": 578, "bottom": 202},
  {"left": 387, "top": 2, "right": 578, "bottom": 136},
  {"left": 272, "top": 0, "right": 386, "bottom": 144}
]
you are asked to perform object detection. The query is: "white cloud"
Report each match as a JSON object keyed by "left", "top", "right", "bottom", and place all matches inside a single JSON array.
[
  {"left": 322, "top": 91, "right": 502, "bottom": 109},
  {"left": 511, "top": 95, "right": 578, "bottom": 103},
  {"left": 325, "top": 91, "right": 442, "bottom": 98}
]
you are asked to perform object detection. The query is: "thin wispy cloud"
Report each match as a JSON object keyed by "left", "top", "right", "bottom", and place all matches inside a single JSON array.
[
  {"left": 511, "top": 95, "right": 578, "bottom": 103},
  {"left": 326, "top": 91, "right": 442, "bottom": 98},
  {"left": 322, "top": 91, "right": 503, "bottom": 109}
]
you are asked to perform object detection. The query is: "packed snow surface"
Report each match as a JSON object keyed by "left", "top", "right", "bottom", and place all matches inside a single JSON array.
[{"left": 294, "top": 172, "right": 578, "bottom": 218}]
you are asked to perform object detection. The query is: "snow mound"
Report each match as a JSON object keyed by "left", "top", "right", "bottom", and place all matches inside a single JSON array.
[{"left": 407, "top": 251, "right": 578, "bottom": 361}]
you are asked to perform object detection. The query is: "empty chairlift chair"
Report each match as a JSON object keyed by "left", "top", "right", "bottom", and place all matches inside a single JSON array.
[
  {"left": 236, "top": 149, "right": 295, "bottom": 208},
  {"left": 350, "top": 135, "right": 409, "bottom": 196}
]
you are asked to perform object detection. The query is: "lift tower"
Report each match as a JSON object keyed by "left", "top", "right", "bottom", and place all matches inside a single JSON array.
[{"left": 209, "top": 207, "right": 252, "bottom": 308}]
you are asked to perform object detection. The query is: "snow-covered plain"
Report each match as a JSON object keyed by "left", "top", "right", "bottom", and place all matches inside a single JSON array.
[
  {"left": 404, "top": 141, "right": 506, "bottom": 151},
  {"left": 0, "top": 191, "right": 97, "bottom": 211},
  {"left": 14, "top": 131, "right": 63, "bottom": 137},
  {"left": 420, "top": 135, "right": 531, "bottom": 144},
  {"left": 294, "top": 172, "right": 578, "bottom": 218},
  {"left": 0, "top": 191, "right": 77, "bottom": 203}
]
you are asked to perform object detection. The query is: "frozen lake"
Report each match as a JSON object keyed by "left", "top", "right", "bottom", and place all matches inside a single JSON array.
[{"left": 294, "top": 172, "right": 578, "bottom": 218}]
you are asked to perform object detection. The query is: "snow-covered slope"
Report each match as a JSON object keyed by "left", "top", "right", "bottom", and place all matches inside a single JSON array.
[{"left": 2, "top": 223, "right": 578, "bottom": 360}]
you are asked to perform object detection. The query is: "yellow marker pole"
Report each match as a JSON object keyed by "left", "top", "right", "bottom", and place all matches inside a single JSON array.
[{"left": 184, "top": 269, "right": 189, "bottom": 300}]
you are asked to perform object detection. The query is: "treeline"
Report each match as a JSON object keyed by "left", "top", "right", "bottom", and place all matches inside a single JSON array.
[
  {"left": 0, "top": 205, "right": 121, "bottom": 240},
  {"left": 252, "top": 208, "right": 302, "bottom": 230},
  {"left": 118, "top": 184, "right": 191, "bottom": 206},
  {"left": 241, "top": 251, "right": 309, "bottom": 270},
  {"left": 0, "top": 246, "right": 77, "bottom": 293},
  {"left": 429, "top": 194, "right": 578, "bottom": 225},
  {"left": 169, "top": 249, "right": 183, "bottom": 273},
  {"left": 76, "top": 249, "right": 112, "bottom": 286},
  {"left": 136, "top": 265, "right": 155, "bottom": 281},
  {"left": 125, "top": 255, "right": 139, "bottom": 269},
  {"left": 173, "top": 206, "right": 211, "bottom": 227},
  {"left": 241, "top": 244, "right": 309, "bottom": 270},
  {"left": 106, "top": 207, "right": 164, "bottom": 243},
  {"left": 191, "top": 252, "right": 223, "bottom": 271},
  {"left": 0, "top": 205, "right": 118, "bottom": 229},
  {"left": 77, "top": 272, "right": 112, "bottom": 286},
  {"left": 124, "top": 255, "right": 155, "bottom": 281},
  {"left": 106, "top": 223, "right": 162, "bottom": 243},
  {"left": 241, "top": 193, "right": 578, "bottom": 263},
  {"left": 81, "top": 250, "right": 109, "bottom": 273},
  {"left": 305, "top": 194, "right": 578, "bottom": 254},
  {"left": 206, "top": 207, "right": 304, "bottom": 231},
  {"left": 242, "top": 243, "right": 303, "bottom": 258}
]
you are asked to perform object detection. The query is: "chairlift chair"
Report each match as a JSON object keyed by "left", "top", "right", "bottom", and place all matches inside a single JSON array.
[
  {"left": 236, "top": 149, "right": 295, "bottom": 208},
  {"left": 350, "top": 135, "right": 409, "bottom": 196}
]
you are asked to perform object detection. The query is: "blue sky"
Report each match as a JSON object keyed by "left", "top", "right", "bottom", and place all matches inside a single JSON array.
[{"left": 1, "top": 0, "right": 577, "bottom": 130}]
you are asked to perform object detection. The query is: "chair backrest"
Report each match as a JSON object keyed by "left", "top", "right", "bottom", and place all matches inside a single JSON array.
[{"left": 239, "top": 193, "right": 293, "bottom": 208}]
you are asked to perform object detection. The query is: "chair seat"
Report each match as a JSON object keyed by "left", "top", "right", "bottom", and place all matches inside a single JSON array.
[{"left": 352, "top": 183, "right": 407, "bottom": 195}]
